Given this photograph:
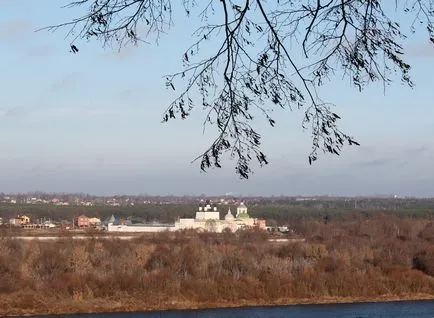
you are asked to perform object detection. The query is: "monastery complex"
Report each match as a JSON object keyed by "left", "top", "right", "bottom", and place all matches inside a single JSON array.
[{"left": 107, "top": 202, "right": 266, "bottom": 233}]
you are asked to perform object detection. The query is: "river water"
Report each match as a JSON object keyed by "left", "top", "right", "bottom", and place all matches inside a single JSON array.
[{"left": 31, "top": 300, "right": 434, "bottom": 318}]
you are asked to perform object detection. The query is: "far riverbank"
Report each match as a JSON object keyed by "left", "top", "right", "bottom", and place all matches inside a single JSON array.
[
  {"left": 1, "top": 218, "right": 433, "bottom": 317},
  {"left": 2, "top": 294, "right": 434, "bottom": 317},
  {"left": 4, "top": 235, "right": 303, "bottom": 243}
]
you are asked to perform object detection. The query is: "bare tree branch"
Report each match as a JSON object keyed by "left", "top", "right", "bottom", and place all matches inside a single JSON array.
[{"left": 40, "top": 0, "right": 434, "bottom": 178}]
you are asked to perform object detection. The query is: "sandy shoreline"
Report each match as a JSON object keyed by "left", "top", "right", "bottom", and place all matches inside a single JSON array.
[{"left": 2, "top": 293, "right": 434, "bottom": 317}]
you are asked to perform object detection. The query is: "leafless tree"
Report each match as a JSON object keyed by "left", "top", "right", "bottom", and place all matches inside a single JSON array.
[{"left": 41, "top": 0, "right": 434, "bottom": 178}]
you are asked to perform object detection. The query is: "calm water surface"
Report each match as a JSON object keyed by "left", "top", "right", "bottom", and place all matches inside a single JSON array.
[{"left": 33, "top": 301, "right": 434, "bottom": 318}]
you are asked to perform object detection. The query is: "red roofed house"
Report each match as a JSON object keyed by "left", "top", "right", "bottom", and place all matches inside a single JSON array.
[{"left": 76, "top": 215, "right": 89, "bottom": 228}]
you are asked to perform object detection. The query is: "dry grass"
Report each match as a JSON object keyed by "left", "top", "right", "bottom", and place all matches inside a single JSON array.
[{"left": 0, "top": 218, "right": 434, "bottom": 316}]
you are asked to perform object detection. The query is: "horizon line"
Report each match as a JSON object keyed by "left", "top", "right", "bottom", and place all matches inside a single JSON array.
[{"left": 0, "top": 191, "right": 431, "bottom": 199}]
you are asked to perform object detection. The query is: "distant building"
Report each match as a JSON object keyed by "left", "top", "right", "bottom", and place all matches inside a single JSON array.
[
  {"left": 236, "top": 202, "right": 248, "bottom": 216},
  {"left": 195, "top": 204, "right": 220, "bottom": 220},
  {"left": 9, "top": 218, "right": 19, "bottom": 226},
  {"left": 88, "top": 217, "right": 101, "bottom": 227},
  {"left": 105, "top": 214, "right": 117, "bottom": 225},
  {"left": 22, "top": 221, "right": 56, "bottom": 229},
  {"left": 108, "top": 202, "right": 265, "bottom": 233},
  {"left": 255, "top": 219, "right": 267, "bottom": 228},
  {"left": 18, "top": 215, "right": 30, "bottom": 225},
  {"left": 43, "top": 221, "right": 56, "bottom": 228},
  {"left": 76, "top": 215, "right": 89, "bottom": 228}
]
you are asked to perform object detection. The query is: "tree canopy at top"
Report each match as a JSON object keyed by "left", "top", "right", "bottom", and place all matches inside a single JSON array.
[{"left": 42, "top": 0, "right": 434, "bottom": 178}]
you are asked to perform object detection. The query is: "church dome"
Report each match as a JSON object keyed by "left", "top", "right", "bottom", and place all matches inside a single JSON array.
[{"left": 225, "top": 208, "right": 234, "bottom": 220}]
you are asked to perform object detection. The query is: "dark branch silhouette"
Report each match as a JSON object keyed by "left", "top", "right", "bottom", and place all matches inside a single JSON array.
[{"left": 40, "top": 0, "right": 434, "bottom": 178}]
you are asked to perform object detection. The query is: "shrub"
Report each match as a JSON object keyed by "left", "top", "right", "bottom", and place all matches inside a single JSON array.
[
  {"left": 418, "top": 223, "right": 434, "bottom": 242},
  {"left": 413, "top": 248, "right": 434, "bottom": 276}
]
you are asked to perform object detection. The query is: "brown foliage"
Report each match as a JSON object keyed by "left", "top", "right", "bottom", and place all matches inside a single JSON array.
[
  {"left": 0, "top": 222, "right": 434, "bottom": 315},
  {"left": 412, "top": 246, "right": 434, "bottom": 276},
  {"left": 419, "top": 222, "right": 434, "bottom": 242}
]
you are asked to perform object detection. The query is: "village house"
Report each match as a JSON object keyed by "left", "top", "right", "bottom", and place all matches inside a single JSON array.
[
  {"left": 18, "top": 215, "right": 30, "bottom": 225},
  {"left": 88, "top": 217, "right": 101, "bottom": 227},
  {"left": 76, "top": 215, "right": 90, "bottom": 228}
]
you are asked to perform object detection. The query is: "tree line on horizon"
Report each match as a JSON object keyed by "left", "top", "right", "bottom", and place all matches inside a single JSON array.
[{"left": 1, "top": 202, "right": 434, "bottom": 227}]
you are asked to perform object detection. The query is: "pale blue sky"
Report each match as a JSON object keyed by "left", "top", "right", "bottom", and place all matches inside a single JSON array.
[{"left": 0, "top": 0, "right": 433, "bottom": 196}]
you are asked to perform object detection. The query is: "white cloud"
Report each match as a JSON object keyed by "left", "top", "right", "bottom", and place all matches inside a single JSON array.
[
  {"left": 27, "top": 44, "right": 55, "bottom": 57},
  {"left": 0, "top": 104, "right": 151, "bottom": 124},
  {"left": 50, "top": 72, "right": 82, "bottom": 92},
  {"left": 0, "top": 20, "right": 34, "bottom": 41},
  {"left": 406, "top": 42, "right": 434, "bottom": 58}
]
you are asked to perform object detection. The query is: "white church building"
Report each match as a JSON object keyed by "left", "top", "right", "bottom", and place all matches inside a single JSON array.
[{"left": 107, "top": 202, "right": 263, "bottom": 233}]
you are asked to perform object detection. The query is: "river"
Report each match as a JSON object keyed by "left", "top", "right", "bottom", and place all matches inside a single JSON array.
[{"left": 29, "top": 300, "right": 434, "bottom": 318}]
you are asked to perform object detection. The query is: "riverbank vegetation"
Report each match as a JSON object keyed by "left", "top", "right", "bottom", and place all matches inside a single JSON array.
[{"left": 1, "top": 214, "right": 433, "bottom": 316}]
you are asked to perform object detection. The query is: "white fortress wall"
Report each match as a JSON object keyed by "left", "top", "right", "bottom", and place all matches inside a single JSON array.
[
  {"left": 174, "top": 218, "right": 196, "bottom": 230},
  {"left": 107, "top": 224, "right": 174, "bottom": 232},
  {"left": 195, "top": 211, "right": 220, "bottom": 220}
]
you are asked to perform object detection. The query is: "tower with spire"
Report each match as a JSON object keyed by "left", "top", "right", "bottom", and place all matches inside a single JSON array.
[
  {"left": 225, "top": 207, "right": 234, "bottom": 220},
  {"left": 236, "top": 201, "right": 249, "bottom": 218}
]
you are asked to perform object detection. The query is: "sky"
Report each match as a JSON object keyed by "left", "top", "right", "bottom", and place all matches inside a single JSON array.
[{"left": 0, "top": 0, "right": 434, "bottom": 197}]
